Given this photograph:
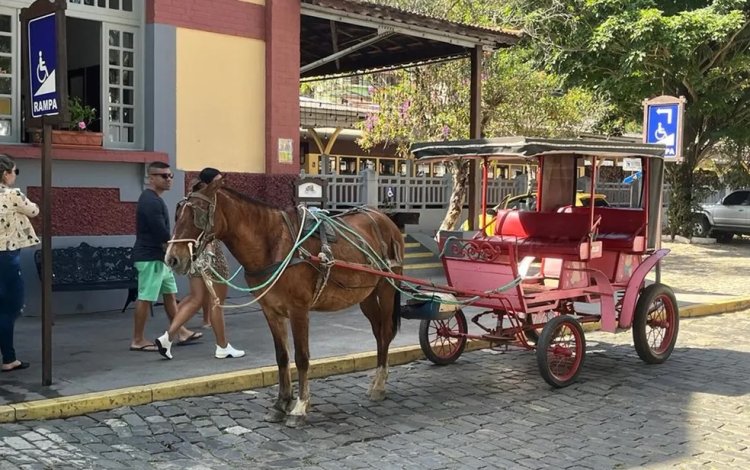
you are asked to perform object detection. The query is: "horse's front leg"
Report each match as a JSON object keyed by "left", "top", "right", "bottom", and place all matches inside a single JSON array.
[
  {"left": 286, "top": 312, "right": 311, "bottom": 428},
  {"left": 263, "top": 313, "right": 294, "bottom": 423}
]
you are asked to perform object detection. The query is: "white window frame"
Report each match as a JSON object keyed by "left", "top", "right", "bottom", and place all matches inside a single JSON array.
[
  {"left": 1, "top": 0, "right": 143, "bottom": 149},
  {"left": 0, "top": 6, "right": 20, "bottom": 143},
  {"left": 102, "top": 23, "right": 142, "bottom": 149}
]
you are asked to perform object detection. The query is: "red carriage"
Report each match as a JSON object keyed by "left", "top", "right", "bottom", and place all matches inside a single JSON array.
[
  {"left": 169, "top": 136, "right": 679, "bottom": 426},
  {"left": 403, "top": 137, "right": 679, "bottom": 387}
]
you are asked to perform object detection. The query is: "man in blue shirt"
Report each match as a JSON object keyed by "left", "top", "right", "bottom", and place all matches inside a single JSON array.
[{"left": 130, "top": 162, "right": 202, "bottom": 351}]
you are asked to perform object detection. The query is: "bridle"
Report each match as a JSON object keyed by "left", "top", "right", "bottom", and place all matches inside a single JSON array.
[{"left": 167, "top": 191, "right": 217, "bottom": 264}]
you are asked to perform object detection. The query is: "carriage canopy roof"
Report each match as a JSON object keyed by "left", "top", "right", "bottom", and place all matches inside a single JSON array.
[{"left": 410, "top": 137, "right": 666, "bottom": 162}]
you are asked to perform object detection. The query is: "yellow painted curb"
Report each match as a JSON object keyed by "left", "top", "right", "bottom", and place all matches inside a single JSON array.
[
  {"left": 0, "top": 406, "right": 16, "bottom": 423},
  {"left": 309, "top": 356, "right": 355, "bottom": 379},
  {"left": 404, "top": 252, "right": 435, "bottom": 259},
  {"left": 13, "top": 386, "right": 152, "bottom": 421},
  {"left": 4, "top": 296, "right": 748, "bottom": 423},
  {"left": 351, "top": 351, "right": 379, "bottom": 371},
  {"left": 151, "top": 370, "right": 264, "bottom": 402},
  {"left": 680, "top": 296, "right": 750, "bottom": 318},
  {"left": 404, "top": 242, "right": 421, "bottom": 249}
]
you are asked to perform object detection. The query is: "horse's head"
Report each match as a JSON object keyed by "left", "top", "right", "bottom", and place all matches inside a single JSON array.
[{"left": 165, "top": 179, "right": 224, "bottom": 275}]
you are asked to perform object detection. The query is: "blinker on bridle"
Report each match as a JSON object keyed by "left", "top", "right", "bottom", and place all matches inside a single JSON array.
[{"left": 168, "top": 191, "right": 217, "bottom": 262}]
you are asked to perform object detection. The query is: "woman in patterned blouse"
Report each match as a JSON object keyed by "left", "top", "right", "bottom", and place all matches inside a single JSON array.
[{"left": 0, "top": 154, "right": 39, "bottom": 372}]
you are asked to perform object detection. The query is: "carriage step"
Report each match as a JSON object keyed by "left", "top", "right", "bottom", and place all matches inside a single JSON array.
[
  {"left": 404, "top": 261, "right": 443, "bottom": 271},
  {"left": 402, "top": 234, "right": 444, "bottom": 275}
]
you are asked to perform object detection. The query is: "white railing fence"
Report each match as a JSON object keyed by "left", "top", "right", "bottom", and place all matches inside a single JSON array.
[{"left": 306, "top": 170, "right": 732, "bottom": 213}]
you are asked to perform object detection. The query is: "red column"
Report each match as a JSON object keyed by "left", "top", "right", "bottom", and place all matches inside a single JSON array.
[{"left": 265, "top": 0, "right": 301, "bottom": 175}]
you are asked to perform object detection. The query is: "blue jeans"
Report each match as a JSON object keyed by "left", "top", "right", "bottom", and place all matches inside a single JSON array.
[{"left": 0, "top": 250, "right": 24, "bottom": 365}]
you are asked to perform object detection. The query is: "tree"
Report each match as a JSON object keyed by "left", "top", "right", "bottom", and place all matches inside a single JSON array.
[
  {"left": 359, "top": 48, "right": 611, "bottom": 231},
  {"left": 513, "top": 0, "right": 750, "bottom": 236}
]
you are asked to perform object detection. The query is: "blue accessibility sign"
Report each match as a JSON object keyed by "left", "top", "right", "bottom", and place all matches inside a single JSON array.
[
  {"left": 645, "top": 102, "right": 680, "bottom": 159},
  {"left": 28, "top": 13, "right": 60, "bottom": 118}
]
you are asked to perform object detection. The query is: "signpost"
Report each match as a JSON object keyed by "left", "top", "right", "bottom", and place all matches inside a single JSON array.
[
  {"left": 643, "top": 95, "right": 686, "bottom": 161},
  {"left": 642, "top": 95, "right": 685, "bottom": 283},
  {"left": 20, "top": 0, "right": 68, "bottom": 386}
]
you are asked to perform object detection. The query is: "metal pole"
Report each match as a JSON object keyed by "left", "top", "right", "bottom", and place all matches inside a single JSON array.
[
  {"left": 467, "top": 45, "right": 482, "bottom": 229},
  {"left": 42, "top": 119, "right": 53, "bottom": 386}
]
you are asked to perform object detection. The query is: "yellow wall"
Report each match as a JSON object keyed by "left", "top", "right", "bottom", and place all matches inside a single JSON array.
[{"left": 176, "top": 29, "right": 265, "bottom": 173}]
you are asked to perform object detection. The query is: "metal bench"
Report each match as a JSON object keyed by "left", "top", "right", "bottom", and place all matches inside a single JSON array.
[{"left": 34, "top": 242, "right": 138, "bottom": 312}]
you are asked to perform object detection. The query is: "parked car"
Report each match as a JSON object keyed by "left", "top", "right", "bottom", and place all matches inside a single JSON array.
[
  {"left": 503, "top": 191, "right": 610, "bottom": 211},
  {"left": 693, "top": 189, "right": 750, "bottom": 242},
  {"left": 462, "top": 191, "right": 610, "bottom": 235}
]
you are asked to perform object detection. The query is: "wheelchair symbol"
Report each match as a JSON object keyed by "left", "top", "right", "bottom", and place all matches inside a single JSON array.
[
  {"left": 654, "top": 122, "right": 668, "bottom": 141},
  {"left": 36, "top": 51, "right": 49, "bottom": 84}
]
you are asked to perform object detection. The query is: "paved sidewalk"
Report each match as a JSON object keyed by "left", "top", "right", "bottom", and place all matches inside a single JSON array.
[{"left": 0, "top": 238, "right": 748, "bottom": 419}]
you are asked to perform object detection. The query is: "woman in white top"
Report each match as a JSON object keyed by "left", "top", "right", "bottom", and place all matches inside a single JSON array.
[{"left": 0, "top": 154, "right": 39, "bottom": 372}]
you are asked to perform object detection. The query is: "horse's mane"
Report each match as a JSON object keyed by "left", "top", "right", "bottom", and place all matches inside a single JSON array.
[{"left": 218, "top": 186, "right": 285, "bottom": 211}]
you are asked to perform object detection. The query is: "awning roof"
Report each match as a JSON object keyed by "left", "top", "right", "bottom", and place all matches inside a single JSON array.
[
  {"left": 301, "top": 0, "right": 521, "bottom": 79},
  {"left": 410, "top": 137, "right": 667, "bottom": 162}
]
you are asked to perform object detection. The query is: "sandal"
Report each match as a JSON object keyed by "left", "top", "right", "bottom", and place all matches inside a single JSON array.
[{"left": 1, "top": 361, "right": 30, "bottom": 372}]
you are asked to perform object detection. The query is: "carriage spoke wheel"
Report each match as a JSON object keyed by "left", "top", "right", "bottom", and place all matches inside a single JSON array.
[
  {"left": 535, "top": 315, "right": 586, "bottom": 388},
  {"left": 419, "top": 309, "right": 467, "bottom": 365},
  {"left": 523, "top": 310, "right": 558, "bottom": 344},
  {"left": 633, "top": 283, "right": 679, "bottom": 364}
]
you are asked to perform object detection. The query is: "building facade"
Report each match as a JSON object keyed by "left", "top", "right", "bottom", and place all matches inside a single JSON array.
[{"left": 0, "top": 0, "right": 301, "bottom": 314}]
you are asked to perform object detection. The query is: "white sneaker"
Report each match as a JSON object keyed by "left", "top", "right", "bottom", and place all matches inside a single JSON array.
[
  {"left": 215, "top": 343, "right": 245, "bottom": 359},
  {"left": 155, "top": 332, "right": 173, "bottom": 360}
]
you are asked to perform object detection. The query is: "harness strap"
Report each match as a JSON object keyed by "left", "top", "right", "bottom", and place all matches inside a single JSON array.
[{"left": 243, "top": 257, "right": 307, "bottom": 278}]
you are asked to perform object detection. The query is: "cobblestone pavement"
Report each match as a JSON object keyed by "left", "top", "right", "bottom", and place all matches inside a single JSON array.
[{"left": 2, "top": 310, "right": 749, "bottom": 469}]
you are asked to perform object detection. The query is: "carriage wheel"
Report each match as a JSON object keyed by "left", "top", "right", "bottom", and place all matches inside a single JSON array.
[
  {"left": 419, "top": 309, "right": 467, "bottom": 365},
  {"left": 632, "top": 283, "right": 679, "bottom": 364},
  {"left": 536, "top": 315, "right": 586, "bottom": 388},
  {"left": 523, "top": 310, "right": 558, "bottom": 344}
]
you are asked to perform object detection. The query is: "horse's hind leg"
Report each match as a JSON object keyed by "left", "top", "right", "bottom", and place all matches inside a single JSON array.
[
  {"left": 262, "top": 311, "right": 294, "bottom": 423},
  {"left": 360, "top": 282, "right": 398, "bottom": 402},
  {"left": 285, "top": 312, "right": 311, "bottom": 428}
]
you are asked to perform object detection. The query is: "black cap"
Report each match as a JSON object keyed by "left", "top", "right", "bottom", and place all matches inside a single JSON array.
[{"left": 198, "top": 167, "right": 221, "bottom": 184}]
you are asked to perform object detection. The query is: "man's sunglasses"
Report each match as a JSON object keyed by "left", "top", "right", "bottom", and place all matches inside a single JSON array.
[
  {"left": 5, "top": 168, "right": 19, "bottom": 175},
  {"left": 150, "top": 173, "right": 173, "bottom": 180}
]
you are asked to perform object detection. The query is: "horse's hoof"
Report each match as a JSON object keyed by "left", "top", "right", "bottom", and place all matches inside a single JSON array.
[
  {"left": 264, "top": 408, "right": 287, "bottom": 423},
  {"left": 285, "top": 414, "right": 307, "bottom": 428},
  {"left": 369, "top": 389, "right": 386, "bottom": 402}
]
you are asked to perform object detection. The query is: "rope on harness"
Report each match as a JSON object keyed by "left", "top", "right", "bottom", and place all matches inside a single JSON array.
[{"left": 198, "top": 205, "right": 522, "bottom": 309}]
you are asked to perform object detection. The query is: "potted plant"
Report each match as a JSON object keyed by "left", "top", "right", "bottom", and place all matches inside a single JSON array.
[{"left": 30, "top": 97, "right": 103, "bottom": 147}]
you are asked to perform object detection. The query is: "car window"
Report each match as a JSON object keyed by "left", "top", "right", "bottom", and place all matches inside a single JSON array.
[
  {"left": 723, "top": 191, "right": 749, "bottom": 206},
  {"left": 594, "top": 198, "right": 610, "bottom": 207},
  {"left": 507, "top": 198, "right": 526, "bottom": 210},
  {"left": 507, "top": 196, "right": 537, "bottom": 211}
]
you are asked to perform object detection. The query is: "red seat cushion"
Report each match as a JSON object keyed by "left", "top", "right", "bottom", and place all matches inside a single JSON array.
[
  {"left": 561, "top": 207, "right": 646, "bottom": 252},
  {"left": 492, "top": 210, "right": 601, "bottom": 260}
]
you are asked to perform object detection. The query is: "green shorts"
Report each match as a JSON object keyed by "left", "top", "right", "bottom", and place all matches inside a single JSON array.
[{"left": 134, "top": 261, "right": 178, "bottom": 302}]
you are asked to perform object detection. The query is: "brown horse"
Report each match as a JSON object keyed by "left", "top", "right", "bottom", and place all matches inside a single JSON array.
[{"left": 165, "top": 180, "right": 405, "bottom": 427}]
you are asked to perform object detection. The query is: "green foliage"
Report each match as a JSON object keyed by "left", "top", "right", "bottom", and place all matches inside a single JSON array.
[
  {"left": 357, "top": 48, "right": 612, "bottom": 154},
  {"left": 712, "top": 140, "right": 750, "bottom": 189},
  {"left": 513, "top": 0, "right": 750, "bottom": 236},
  {"left": 67, "top": 97, "right": 97, "bottom": 131}
]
